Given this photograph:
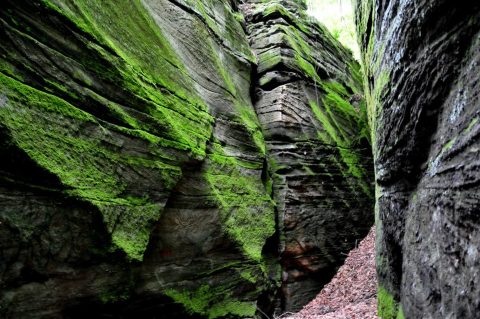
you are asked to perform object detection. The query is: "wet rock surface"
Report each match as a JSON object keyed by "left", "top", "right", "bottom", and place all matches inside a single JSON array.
[{"left": 356, "top": 0, "right": 480, "bottom": 318}]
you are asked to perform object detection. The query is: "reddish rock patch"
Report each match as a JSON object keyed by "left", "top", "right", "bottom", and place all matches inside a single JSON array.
[{"left": 285, "top": 227, "right": 378, "bottom": 319}]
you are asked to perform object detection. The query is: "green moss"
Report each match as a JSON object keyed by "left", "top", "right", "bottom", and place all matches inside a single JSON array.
[
  {"left": 257, "top": 49, "right": 284, "bottom": 74},
  {"left": 240, "top": 269, "right": 257, "bottom": 284},
  {"left": 355, "top": 0, "right": 375, "bottom": 66},
  {"left": 165, "top": 284, "right": 257, "bottom": 319},
  {"left": 302, "top": 166, "right": 316, "bottom": 176},
  {"left": 233, "top": 12, "right": 245, "bottom": 24},
  {"left": 284, "top": 26, "right": 319, "bottom": 81},
  {"left": 99, "top": 203, "right": 163, "bottom": 260},
  {"left": 205, "top": 142, "right": 275, "bottom": 262},
  {"left": 348, "top": 62, "right": 365, "bottom": 94},
  {"left": 0, "top": 73, "right": 95, "bottom": 122},
  {"left": 184, "top": 0, "right": 255, "bottom": 63},
  {"left": 0, "top": 0, "right": 245, "bottom": 262},
  {"left": 256, "top": 2, "right": 310, "bottom": 34},
  {"left": 98, "top": 285, "right": 132, "bottom": 304},
  {"left": 367, "top": 69, "right": 390, "bottom": 144},
  {"left": 209, "top": 37, "right": 266, "bottom": 157},
  {"left": 44, "top": 79, "right": 79, "bottom": 100},
  {"left": 442, "top": 138, "right": 456, "bottom": 152},
  {"left": 99, "top": 292, "right": 129, "bottom": 304},
  {"left": 464, "top": 117, "right": 479, "bottom": 134},
  {"left": 238, "top": 105, "right": 267, "bottom": 156},
  {"left": 0, "top": 72, "right": 186, "bottom": 260},
  {"left": 378, "top": 286, "right": 402, "bottom": 319},
  {"left": 1, "top": 0, "right": 275, "bottom": 265},
  {"left": 0, "top": 59, "right": 19, "bottom": 79},
  {"left": 309, "top": 81, "right": 372, "bottom": 197},
  {"left": 355, "top": 0, "right": 390, "bottom": 147},
  {"left": 41, "top": 0, "right": 214, "bottom": 158},
  {"left": 254, "top": 2, "right": 351, "bottom": 84},
  {"left": 46, "top": 0, "right": 188, "bottom": 92},
  {"left": 165, "top": 285, "right": 214, "bottom": 316},
  {"left": 257, "top": 4, "right": 371, "bottom": 196},
  {"left": 209, "top": 300, "right": 256, "bottom": 318},
  {"left": 198, "top": 261, "right": 243, "bottom": 277}
]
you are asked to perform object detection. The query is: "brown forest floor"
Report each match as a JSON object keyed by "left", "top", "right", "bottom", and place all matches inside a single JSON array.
[{"left": 284, "top": 226, "right": 378, "bottom": 319}]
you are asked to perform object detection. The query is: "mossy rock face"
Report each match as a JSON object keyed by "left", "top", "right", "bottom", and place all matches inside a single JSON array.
[
  {"left": 242, "top": 0, "right": 374, "bottom": 312},
  {"left": 0, "top": 0, "right": 374, "bottom": 317},
  {"left": 356, "top": 0, "right": 480, "bottom": 318},
  {"left": 0, "top": 0, "right": 273, "bottom": 317}
]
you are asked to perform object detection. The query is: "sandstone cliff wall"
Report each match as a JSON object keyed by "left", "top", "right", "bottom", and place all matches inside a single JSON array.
[
  {"left": 356, "top": 0, "right": 480, "bottom": 318},
  {"left": 0, "top": 0, "right": 373, "bottom": 317},
  {"left": 241, "top": 0, "right": 373, "bottom": 312}
]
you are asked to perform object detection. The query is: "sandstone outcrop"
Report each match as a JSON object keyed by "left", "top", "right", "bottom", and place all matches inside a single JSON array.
[
  {"left": 241, "top": 0, "right": 373, "bottom": 312},
  {"left": 356, "top": 0, "right": 480, "bottom": 317},
  {"left": 0, "top": 0, "right": 373, "bottom": 317}
]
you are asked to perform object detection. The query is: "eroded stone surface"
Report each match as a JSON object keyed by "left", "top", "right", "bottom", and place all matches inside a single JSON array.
[
  {"left": 241, "top": 0, "right": 374, "bottom": 313},
  {"left": 356, "top": 0, "right": 480, "bottom": 317},
  {"left": 0, "top": 0, "right": 373, "bottom": 317},
  {"left": 0, "top": 1, "right": 271, "bottom": 317}
]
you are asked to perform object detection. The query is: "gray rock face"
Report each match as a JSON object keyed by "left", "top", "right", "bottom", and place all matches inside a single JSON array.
[
  {"left": 0, "top": 1, "right": 273, "bottom": 318},
  {"left": 241, "top": 0, "right": 374, "bottom": 312},
  {"left": 0, "top": 0, "right": 373, "bottom": 317},
  {"left": 356, "top": 0, "right": 480, "bottom": 317}
]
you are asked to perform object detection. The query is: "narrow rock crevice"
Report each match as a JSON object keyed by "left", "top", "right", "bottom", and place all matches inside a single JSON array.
[
  {"left": 0, "top": 0, "right": 376, "bottom": 318},
  {"left": 241, "top": 0, "right": 374, "bottom": 313}
]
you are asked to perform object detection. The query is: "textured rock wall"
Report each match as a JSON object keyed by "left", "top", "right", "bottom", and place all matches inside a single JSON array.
[
  {"left": 356, "top": 0, "right": 480, "bottom": 318},
  {"left": 241, "top": 0, "right": 374, "bottom": 312},
  {"left": 0, "top": 0, "right": 373, "bottom": 317},
  {"left": 0, "top": 1, "right": 273, "bottom": 318}
]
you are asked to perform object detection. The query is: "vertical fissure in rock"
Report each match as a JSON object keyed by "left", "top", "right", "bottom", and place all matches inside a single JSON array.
[
  {"left": 0, "top": 0, "right": 376, "bottom": 317},
  {"left": 241, "top": 0, "right": 375, "bottom": 313}
]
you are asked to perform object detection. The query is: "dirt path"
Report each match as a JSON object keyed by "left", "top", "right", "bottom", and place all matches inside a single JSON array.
[{"left": 285, "top": 227, "right": 378, "bottom": 319}]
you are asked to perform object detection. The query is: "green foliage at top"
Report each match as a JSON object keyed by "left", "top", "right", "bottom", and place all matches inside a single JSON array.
[{"left": 306, "top": 0, "right": 360, "bottom": 59}]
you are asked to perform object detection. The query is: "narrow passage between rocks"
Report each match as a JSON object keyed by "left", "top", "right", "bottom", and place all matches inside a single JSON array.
[{"left": 285, "top": 227, "right": 377, "bottom": 319}]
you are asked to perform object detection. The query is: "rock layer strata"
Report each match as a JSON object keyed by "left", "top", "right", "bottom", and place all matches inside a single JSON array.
[
  {"left": 0, "top": 0, "right": 373, "bottom": 317},
  {"left": 241, "top": 0, "right": 374, "bottom": 313},
  {"left": 356, "top": 0, "right": 480, "bottom": 318}
]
